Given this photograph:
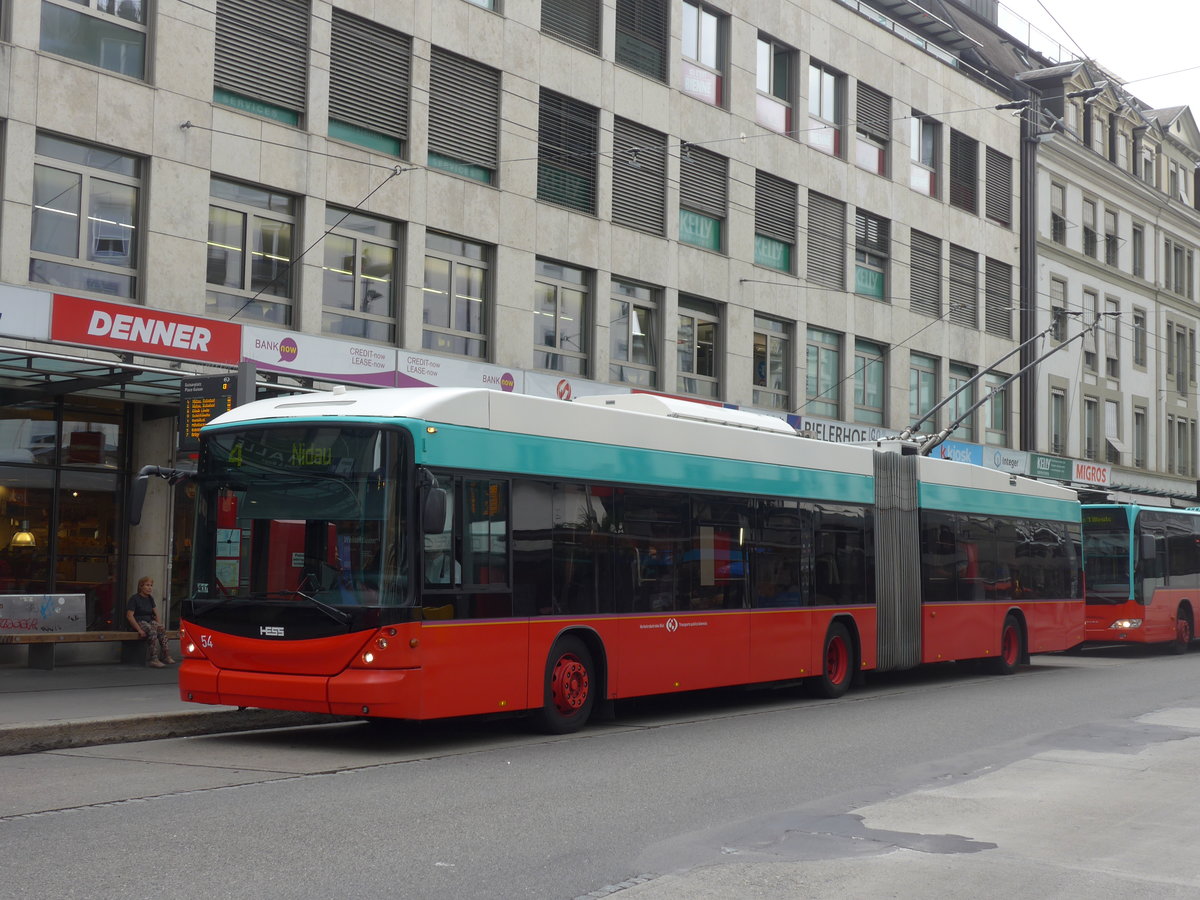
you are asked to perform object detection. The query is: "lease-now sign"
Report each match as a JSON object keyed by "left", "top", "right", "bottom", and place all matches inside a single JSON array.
[{"left": 51, "top": 294, "right": 241, "bottom": 364}]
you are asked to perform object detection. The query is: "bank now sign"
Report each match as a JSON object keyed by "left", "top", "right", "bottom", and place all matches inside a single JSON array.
[{"left": 51, "top": 294, "right": 242, "bottom": 364}]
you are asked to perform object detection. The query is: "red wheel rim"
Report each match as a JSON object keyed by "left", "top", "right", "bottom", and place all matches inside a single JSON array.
[
  {"left": 825, "top": 636, "right": 849, "bottom": 685},
  {"left": 551, "top": 653, "right": 589, "bottom": 716},
  {"left": 1178, "top": 619, "right": 1191, "bottom": 645},
  {"left": 1001, "top": 625, "right": 1019, "bottom": 666}
]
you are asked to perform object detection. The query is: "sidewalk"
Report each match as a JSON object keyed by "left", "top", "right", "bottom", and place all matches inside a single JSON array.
[{"left": 0, "top": 661, "right": 327, "bottom": 755}]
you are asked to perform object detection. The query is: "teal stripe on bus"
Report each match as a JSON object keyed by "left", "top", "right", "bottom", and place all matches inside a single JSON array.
[
  {"left": 919, "top": 482, "right": 1081, "bottom": 521},
  {"left": 208, "top": 414, "right": 872, "bottom": 500},
  {"left": 417, "top": 422, "right": 874, "bottom": 502}
]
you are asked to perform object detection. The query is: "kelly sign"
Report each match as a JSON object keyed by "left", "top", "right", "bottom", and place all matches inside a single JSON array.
[{"left": 51, "top": 294, "right": 242, "bottom": 364}]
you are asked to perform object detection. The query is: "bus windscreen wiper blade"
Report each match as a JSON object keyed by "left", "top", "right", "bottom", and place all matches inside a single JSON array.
[{"left": 249, "top": 590, "right": 353, "bottom": 625}]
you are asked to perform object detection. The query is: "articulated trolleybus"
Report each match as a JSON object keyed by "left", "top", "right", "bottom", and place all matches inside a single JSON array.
[
  {"left": 174, "top": 387, "right": 1084, "bottom": 732},
  {"left": 1081, "top": 503, "right": 1200, "bottom": 652}
]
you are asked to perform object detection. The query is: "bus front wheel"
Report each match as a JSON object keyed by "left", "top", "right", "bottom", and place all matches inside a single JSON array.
[
  {"left": 811, "top": 623, "right": 854, "bottom": 699},
  {"left": 532, "top": 636, "right": 595, "bottom": 734},
  {"left": 1170, "top": 609, "right": 1193, "bottom": 655},
  {"left": 989, "top": 615, "right": 1022, "bottom": 675}
]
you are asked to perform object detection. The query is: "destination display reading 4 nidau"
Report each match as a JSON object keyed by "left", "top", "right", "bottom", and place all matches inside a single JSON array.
[{"left": 177, "top": 387, "right": 1085, "bottom": 733}]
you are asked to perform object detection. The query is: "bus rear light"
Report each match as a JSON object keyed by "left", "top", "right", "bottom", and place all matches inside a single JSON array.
[
  {"left": 1111, "top": 619, "right": 1142, "bottom": 630},
  {"left": 376, "top": 637, "right": 389, "bottom": 650},
  {"left": 362, "top": 651, "right": 376, "bottom": 665}
]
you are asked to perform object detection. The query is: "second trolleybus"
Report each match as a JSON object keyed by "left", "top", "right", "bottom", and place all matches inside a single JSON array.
[
  {"left": 168, "top": 387, "right": 1085, "bottom": 732},
  {"left": 1081, "top": 503, "right": 1200, "bottom": 652}
]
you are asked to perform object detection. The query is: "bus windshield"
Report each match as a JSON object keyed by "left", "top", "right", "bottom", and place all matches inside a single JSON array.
[
  {"left": 192, "top": 425, "right": 406, "bottom": 609},
  {"left": 1081, "top": 512, "right": 1132, "bottom": 604}
]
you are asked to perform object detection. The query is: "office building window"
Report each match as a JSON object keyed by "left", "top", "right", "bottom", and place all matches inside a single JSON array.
[
  {"left": 1050, "top": 389, "right": 1066, "bottom": 455},
  {"left": 1104, "top": 209, "right": 1119, "bottom": 265},
  {"left": 1105, "top": 400, "right": 1122, "bottom": 465},
  {"left": 328, "top": 10, "right": 410, "bottom": 157},
  {"left": 1082, "top": 288, "right": 1098, "bottom": 372},
  {"left": 1132, "top": 307, "right": 1147, "bottom": 367},
  {"left": 805, "top": 327, "right": 841, "bottom": 419},
  {"left": 1049, "top": 277, "right": 1067, "bottom": 341},
  {"left": 423, "top": 232, "right": 489, "bottom": 359},
  {"left": 756, "top": 35, "right": 795, "bottom": 136},
  {"left": 1083, "top": 397, "right": 1098, "bottom": 462},
  {"left": 909, "top": 353, "right": 938, "bottom": 434},
  {"left": 909, "top": 230, "right": 941, "bottom": 318},
  {"left": 40, "top": 0, "right": 147, "bottom": 78},
  {"left": 206, "top": 178, "right": 296, "bottom": 324},
  {"left": 1082, "top": 199, "right": 1097, "bottom": 257},
  {"left": 854, "top": 210, "right": 889, "bottom": 301},
  {"left": 610, "top": 279, "right": 658, "bottom": 388},
  {"left": 854, "top": 339, "right": 885, "bottom": 425},
  {"left": 1133, "top": 406, "right": 1147, "bottom": 468},
  {"left": 214, "top": 0, "right": 309, "bottom": 126},
  {"left": 612, "top": 117, "right": 667, "bottom": 235},
  {"left": 808, "top": 61, "right": 843, "bottom": 156},
  {"left": 615, "top": 0, "right": 668, "bottom": 82},
  {"left": 807, "top": 192, "right": 845, "bottom": 289},
  {"left": 679, "top": 144, "right": 727, "bottom": 252},
  {"left": 948, "top": 129, "right": 978, "bottom": 213},
  {"left": 984, "top": 258, "right": 1013, "bottom": 338},
  {"left": 910, "top": 112, "right": 938, "bottom": 196},
  {"left": 537, "top": 90, "right": 599, "bottom": 213},
  {"left": 754, "top": 171, "right": 796, "bottom": 273},
  {"left": 753, "top": 316, "right": 790, "bottom": 411},
  {"left": 948, "top": 362, "right": 975, "bottom": 442},
  {"left": 31, "top": 134, "right": 141, "bottom": 299},
  {"left": 1050, "top": 182, "right": 1066, "bottom": 244},
  {"left": 533, "top": 259, "right": 589, "bottom": 375},
  {"left": 321, "top": 208, "right": 398, "bottom": 343},
  {"left": 542, "top": 0, "right": 601, "bottom": 52},
  {"left": 855, "top": 83, "right": 890, "bottom": 176},
  {"left": 677, "top": 296, "right": 721, "bottom": 398},
  {"left": 948, "top": 245, "right": 978, "bottom": 328},
  {"left": 984, "top": 373, "right": 1009, "bottom": 447},
  {"left": 1104, "top": 297, "right": 1120, "bottom": 379},
  {"left": 1164, "top": 236, "right": 1193, "bottom": 297},
  {"left": 680, "top": 1, "right": 726, "bottom": 106},
  {"left": 984, "top": 147, "right": 1012, "bottom": 226},
  {"left": 428, "top": 47, "right": 501, "bottom": 184}
]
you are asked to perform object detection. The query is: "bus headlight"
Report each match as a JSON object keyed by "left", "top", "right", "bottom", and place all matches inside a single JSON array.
[{"left": 1111, "top": 619, "right": 1143, "bottom": 630}]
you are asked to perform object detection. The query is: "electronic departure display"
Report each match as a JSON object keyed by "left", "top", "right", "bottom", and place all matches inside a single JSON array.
[{"left": 179, "top": 375, "right": 236, "bottom": 451}]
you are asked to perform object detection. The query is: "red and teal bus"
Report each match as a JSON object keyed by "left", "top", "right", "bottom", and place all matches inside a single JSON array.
[
  {"left": 1081, "top": 504, "right": 1200, "bottom": 652},
  {"left": 167, "top": 387, "right": 1084, "bottom": 732}
]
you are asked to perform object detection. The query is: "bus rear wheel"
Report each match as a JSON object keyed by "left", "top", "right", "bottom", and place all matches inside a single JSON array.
[
  {"left": 532, "top": 636, "right": 595, "bottom": 734},
  {"left": 1170, "top": 609, "right": 1193, "bottom": 654},
  {"left": 811, "top": 623, "right": 854, "bottom": 699},
  {"left": 989, "top": 615, "right": 1022, "bottom": 675}
]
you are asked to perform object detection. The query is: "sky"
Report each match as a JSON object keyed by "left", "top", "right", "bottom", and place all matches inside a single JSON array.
[{"left": 996, "top": 0, "right": 1200, "bottom": 112}]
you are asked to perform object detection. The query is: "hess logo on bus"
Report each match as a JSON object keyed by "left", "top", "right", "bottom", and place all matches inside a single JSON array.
[{"left": 260, "top": 626, "right": 285, "bottom": 637}]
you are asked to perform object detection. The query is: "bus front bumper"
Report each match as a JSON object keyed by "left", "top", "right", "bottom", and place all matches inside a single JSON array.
[{"left": 178, "top": 659, "right": 423, "bottom": 718}]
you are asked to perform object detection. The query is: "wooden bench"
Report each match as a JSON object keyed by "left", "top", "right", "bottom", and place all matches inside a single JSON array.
[{"left": 0, "top": 630, "right": 180, "bottom": 670}]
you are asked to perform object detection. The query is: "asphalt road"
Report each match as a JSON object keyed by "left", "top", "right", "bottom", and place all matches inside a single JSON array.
[{"left": 4, "top": 648, "right": 1200, "bottom": 899}]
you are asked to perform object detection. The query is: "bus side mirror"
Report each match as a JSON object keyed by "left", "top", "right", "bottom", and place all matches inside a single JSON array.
[
  {"left": 129, "top": 465, "right": 192, "bottom": 526},
  {"left": 423, "top": 488, "right": 447, "bottom": 535},
  {"left": 130, "top": 470, "right": 151, "bottom": 526}
]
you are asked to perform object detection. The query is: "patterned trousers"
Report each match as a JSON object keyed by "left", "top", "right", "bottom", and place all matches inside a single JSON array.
[{"left": 136, "top": 619, "right": 170, "bottom": 663}]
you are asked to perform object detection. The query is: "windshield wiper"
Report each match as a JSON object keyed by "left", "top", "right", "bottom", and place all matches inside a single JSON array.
[{"left": 249, "top": 590, "right": 353, "bottom": 626}]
